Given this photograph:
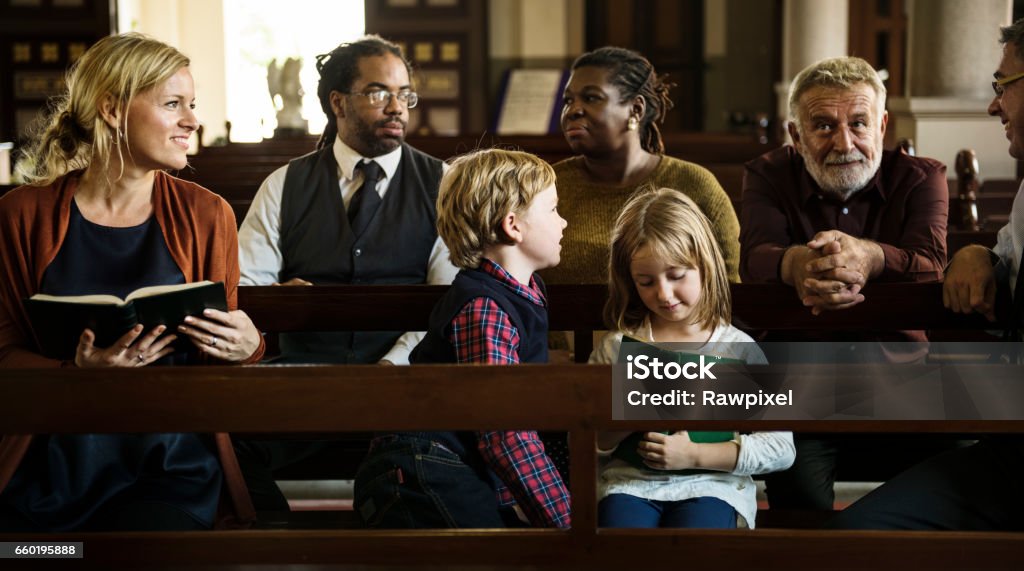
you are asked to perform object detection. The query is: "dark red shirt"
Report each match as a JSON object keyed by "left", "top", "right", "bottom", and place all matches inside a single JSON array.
[{"left": 740, "top": 146, "right": 948, "bottom": 284}]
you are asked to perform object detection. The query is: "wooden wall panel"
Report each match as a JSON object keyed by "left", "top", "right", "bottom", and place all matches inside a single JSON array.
[
  {"left": 364, "top": 0, "right": 487, "bottom": 135},
  {"left": 0, "top": 0, "right": 112, "bottom": 147},
  {"left": 585, "top": 0, "right": 705, "bottom": 131},
  {"left": 848, "top": 0, "right": 907, "bottom": 97}
]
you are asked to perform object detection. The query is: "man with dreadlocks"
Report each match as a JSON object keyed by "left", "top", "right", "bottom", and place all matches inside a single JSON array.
[
  {"left": 238, "top": 35, "right": 455, "bottom": 365},
  {"left": 234, "top": 35, "right": 455, "bottom": 512}
]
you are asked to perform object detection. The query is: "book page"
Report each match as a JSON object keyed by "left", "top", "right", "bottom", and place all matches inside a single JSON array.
[
  {"left": 125, "top": 280, "right": 215, "bottom": 302},
  {"left": 29, "top": 293, "right": 125, "bottom": 305}
]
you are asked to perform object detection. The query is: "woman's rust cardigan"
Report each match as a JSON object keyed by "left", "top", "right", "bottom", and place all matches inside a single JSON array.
[{"left": 0, "top": 171, "right": 264, "bottom": 527}]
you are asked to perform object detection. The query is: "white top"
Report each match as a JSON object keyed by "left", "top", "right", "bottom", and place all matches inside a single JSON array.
[
  {"left": 589, "top": 318, "right": 794, "bottom": 528},
  {"left": 237, "top": 136, "right": 458, "bottom": 365},
  {"left": 993, "top": 181, "right": 1024, "bottom": 298}
]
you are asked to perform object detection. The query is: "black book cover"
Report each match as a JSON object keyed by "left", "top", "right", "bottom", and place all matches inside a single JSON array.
[{"left": 24, "top": 281, "right": 228, "bottom": 360}]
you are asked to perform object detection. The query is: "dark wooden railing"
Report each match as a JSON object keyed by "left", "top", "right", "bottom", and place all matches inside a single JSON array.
[
  {"left": 1, "top": 362, "right": 1021, "bottom": 569},
  {"left": 237, "top": 282, "right": 1009, "bottom": 332},
  {"left": 1, "top": 281, "right": 1020, "bottom": 568},
  {"left": 238, "top": 283, "right": 1010, "bottom": 363}
]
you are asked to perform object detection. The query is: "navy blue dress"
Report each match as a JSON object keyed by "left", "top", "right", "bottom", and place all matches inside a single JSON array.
[{"left": 0, "top": 200, "right": 221, "bottom": 531}]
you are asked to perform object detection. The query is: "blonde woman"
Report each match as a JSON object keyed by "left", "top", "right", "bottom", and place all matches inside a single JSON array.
[{"left": 0, "top": 33, "right": 262, "bottom": 531}]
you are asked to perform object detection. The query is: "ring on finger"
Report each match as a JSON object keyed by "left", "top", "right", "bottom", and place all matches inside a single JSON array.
[
  {"left": 209, "top": 336, "right": 218, "bottom": 347},
  {"left": 137, "top": 353, "right": 146, "bottom": 362}
]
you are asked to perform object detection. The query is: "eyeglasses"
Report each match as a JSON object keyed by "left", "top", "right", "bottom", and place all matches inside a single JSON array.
[
  {"left": 992, "top": 71, "right": 1024, "bottom": 96},
  {"left": 348, "top": 89, "right": 419, "bottom": 108}
]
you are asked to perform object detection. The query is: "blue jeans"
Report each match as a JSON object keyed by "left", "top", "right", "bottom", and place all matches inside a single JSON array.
[
  {"left": 599, "top": 493, "right": 736, "bottom": 528},
  {"left": 354, "top": 435, "right": 506, "bottom": 528}
]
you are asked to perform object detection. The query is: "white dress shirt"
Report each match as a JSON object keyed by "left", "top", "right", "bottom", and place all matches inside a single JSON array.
[
  {"left": 993, "top": 181, "right": 1024, "bottom": 299},
  {"left": 238, "top": 136, "right": 458, "bottom": 365}
]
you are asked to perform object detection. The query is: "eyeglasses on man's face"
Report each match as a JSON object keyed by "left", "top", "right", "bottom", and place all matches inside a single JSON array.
[
  {"left": 348, "top": 89, "right": 419, "bottom": 108},
  {"left": 992, "top": 71, "right": 1024, "bottom": 97}
]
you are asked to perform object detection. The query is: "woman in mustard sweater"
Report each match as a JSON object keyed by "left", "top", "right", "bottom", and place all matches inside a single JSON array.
[{"left": 544, "top": 47, "right": 740, "bottom": 285}]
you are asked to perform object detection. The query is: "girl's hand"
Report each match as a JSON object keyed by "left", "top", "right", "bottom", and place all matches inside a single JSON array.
[
  {"left": 178, "top": 308, "right": 261, "bottom": 362},
  {"left": 638, "top": 431, "right": 699, "bottom": 471},
  {"left": 74, "top": 324, "right": 177, "bottom": 368}
]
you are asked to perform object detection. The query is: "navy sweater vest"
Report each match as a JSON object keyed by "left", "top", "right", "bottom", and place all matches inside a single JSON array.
[
  {"left": 277, "top": 143, "right": 444, "bottom": 363},
  {"left": 399, "top": 267, "right": 549, "bottom": 460},
  {"left": 411, "top": 267, "right": 549, "bottom": 365}
]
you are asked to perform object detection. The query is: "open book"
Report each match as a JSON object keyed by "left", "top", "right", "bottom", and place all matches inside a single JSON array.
[
  {"left": 612, "top": 336, "right": 741, "bottom": 475},
  {"left": 24, "top": 281, "right": 228, "bottom": 360}
]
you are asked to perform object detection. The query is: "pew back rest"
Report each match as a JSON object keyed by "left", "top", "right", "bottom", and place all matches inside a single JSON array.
[{"left": 1, "top": 362, "right": 1021, "bottom": 569}]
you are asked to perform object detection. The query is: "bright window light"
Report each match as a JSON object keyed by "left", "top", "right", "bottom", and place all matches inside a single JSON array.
[{"left": 224, "top": 0, "right": 364, "bottom": 142}]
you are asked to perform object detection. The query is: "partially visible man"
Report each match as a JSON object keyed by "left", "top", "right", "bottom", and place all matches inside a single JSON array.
[
  {"left": 830, "top": 20, "right": 1024, "bottom": 531},
  {"left": 740, "top": 56, "right": 951, "bottom": 511},
  {"left": 238, "top": 35, "right": 457, "bottom": 365},
  {"left": 235, "top": 36, "right": 456, "bottom": 512}
]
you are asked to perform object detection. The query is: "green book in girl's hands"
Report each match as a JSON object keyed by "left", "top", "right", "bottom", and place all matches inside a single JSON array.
[
  {"left": 612, "top": 431, "right": 736, "bottom": 475},
  {"left": 613, "top": 337, "right": 740, "bottom": 474}
]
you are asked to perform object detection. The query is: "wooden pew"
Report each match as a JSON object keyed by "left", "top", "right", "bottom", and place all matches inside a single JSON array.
[
  {"left": 949, "top": 148, "right": 1019, "bottom": 233},
  {"left": 239, "top": 283, "right": 1008, "bottom": 363},
  {"left": 233, "top": 282, "right": 1011, "bottom": 511},
  {"left": 1, "top": 283, "right": 1018, "bottom": 568},
  {"left": 1, "top": 363, "right": 1021, "bottom": 568},
  {"left": 238, "top": 281, "right": 1010, "bottom": 490},
  {"left": 175, "top": 133, "right": 772, "bottom": 224},
  {"left": 189, "top": 132, "right": 770, "bottom": 169}
]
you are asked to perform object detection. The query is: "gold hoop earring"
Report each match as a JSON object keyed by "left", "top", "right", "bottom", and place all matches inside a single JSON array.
[{"left": 627, "top": 116, "right": 639, "bottom": 131}]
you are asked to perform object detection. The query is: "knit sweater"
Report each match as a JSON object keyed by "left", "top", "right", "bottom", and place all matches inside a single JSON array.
[{"left": 541, "top": 155, "right": 740, "bottom": 284}]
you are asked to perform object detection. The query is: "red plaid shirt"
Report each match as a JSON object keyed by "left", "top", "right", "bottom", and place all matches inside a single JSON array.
[{"left": 447, "top": 258, "right": 571, "bottom": 528}]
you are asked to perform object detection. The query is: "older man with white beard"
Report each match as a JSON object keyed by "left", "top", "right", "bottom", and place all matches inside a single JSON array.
[
  {"left": 738, "top": 56, "right": 952, "bottom": 512},
  {"left": 740, "top": 56, "right": 948, "bottom": 315}
]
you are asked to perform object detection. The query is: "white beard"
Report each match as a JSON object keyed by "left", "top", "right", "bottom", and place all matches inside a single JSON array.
[{"left": 802, "top": 147, "right": 882, "bottom": 202}]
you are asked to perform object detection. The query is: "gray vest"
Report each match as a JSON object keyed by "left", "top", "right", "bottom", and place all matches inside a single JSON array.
[{"left": 277, "top": 143, "right": 444, "bottom": 363}]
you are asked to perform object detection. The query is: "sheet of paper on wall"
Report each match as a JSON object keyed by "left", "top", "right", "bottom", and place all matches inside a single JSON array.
[{"left": 495, "top": 69, "right": 568, "bottom": 135}]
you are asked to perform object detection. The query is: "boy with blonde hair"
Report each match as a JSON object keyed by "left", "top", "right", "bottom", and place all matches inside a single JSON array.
[{"left": 353, "top": 148, "right": 571, "bottom": 528}]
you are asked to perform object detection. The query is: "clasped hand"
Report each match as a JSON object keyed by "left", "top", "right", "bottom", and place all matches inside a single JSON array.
[{"left": 787, "top": 230, "right": 884, "bottom": 315}]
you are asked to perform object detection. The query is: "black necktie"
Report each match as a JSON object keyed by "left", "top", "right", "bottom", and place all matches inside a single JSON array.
[{"left": 348, "top": 160, "right": 383, "bottom": 236}]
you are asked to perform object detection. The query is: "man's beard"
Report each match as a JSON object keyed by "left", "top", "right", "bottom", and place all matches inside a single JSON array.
[
  {"left": 802, "top": 146, "right": 882, "bottom": 202},
  {"left": 351, "top": 115, "right": 406, "bottom": 157}
]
